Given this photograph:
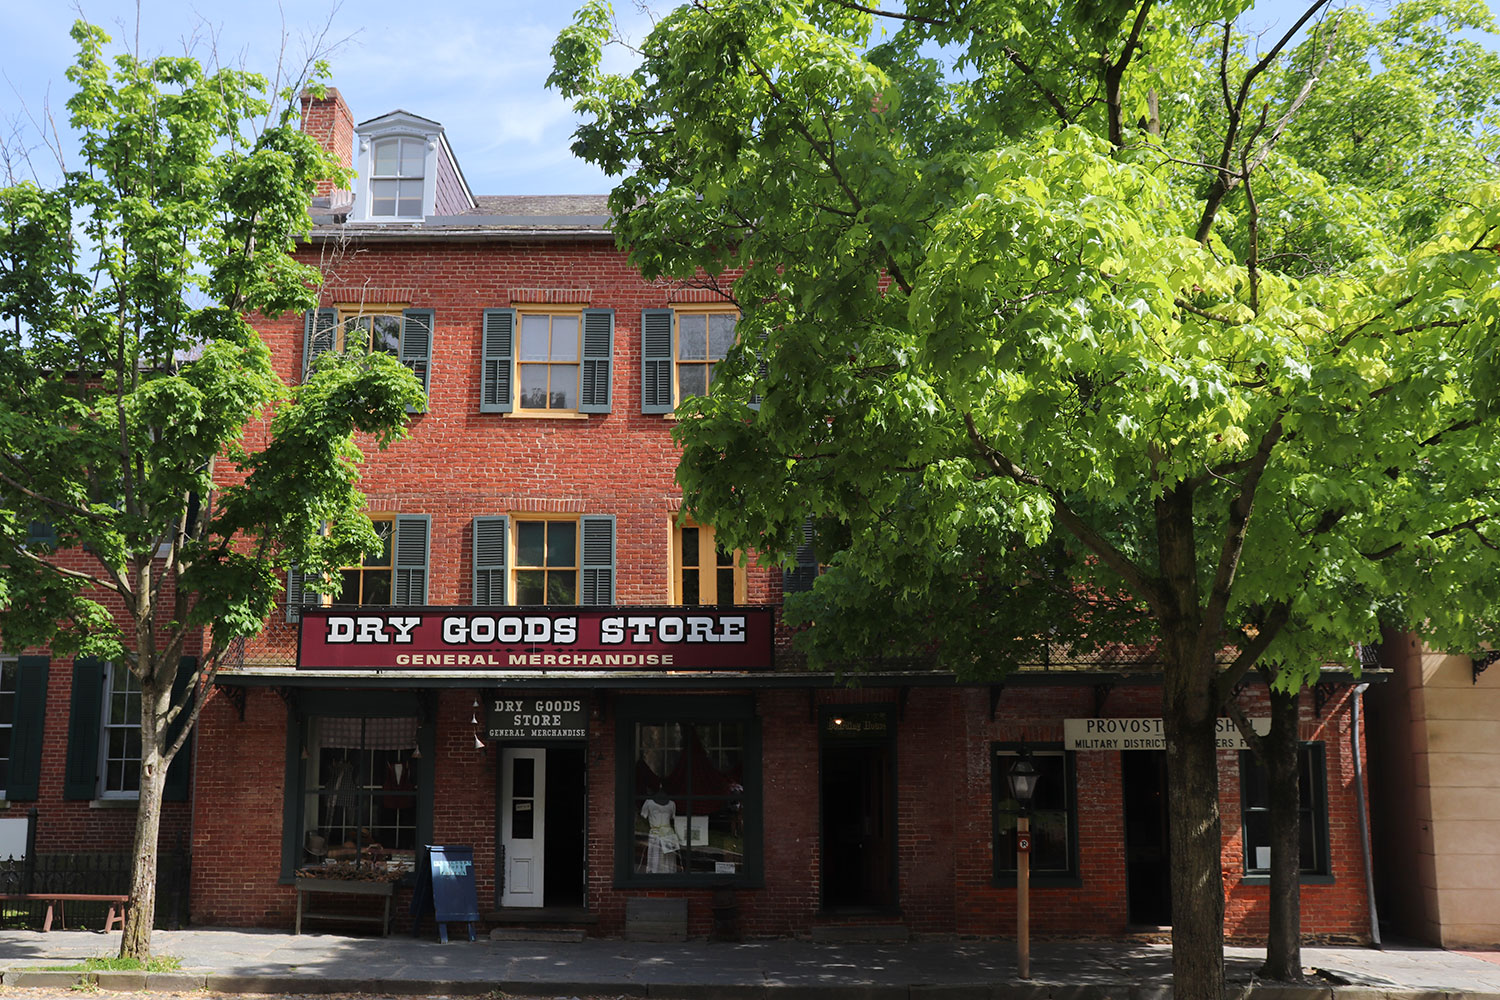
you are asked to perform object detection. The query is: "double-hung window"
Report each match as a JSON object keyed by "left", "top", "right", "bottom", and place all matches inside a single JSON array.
[
  {"left": 478, "top": 308, "right": 614, "bottom": 415},
  {"left": 1239, "top": 742, "right": 1331, "bottom": 878},
  {"left": 0, "top": 658, "right": 15, "bottom": 798},
  {"left": 470, "top": 515, "right": 616, "bottom": 607},
  {"left": 672, "top": 523, "right": 746, "bottom": 606},
  {"left": 369, "top": 137, "right": 425, "bottom": 218},
  {"left": 98, "top": 664, "right": 142, "bottom": 798},
  {"left": 287, "top": 514, "right": 430, "bottom": 621},
  {"left": 302, "top": 305, "right": 433, "bottom": 409},
  {"left": 991, "top": 744, "right": 1079, "bottom": 885},
  {"left": 641, "top": 308, "right": 739, "bottom": 413}
]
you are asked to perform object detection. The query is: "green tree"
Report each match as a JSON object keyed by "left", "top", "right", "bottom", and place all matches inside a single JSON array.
[
  {"left": 552, "top": 1, "right": 1500, "bottom": 996},
  {"left": 0, "top": 23, "right": 424, "bottom": 960}
]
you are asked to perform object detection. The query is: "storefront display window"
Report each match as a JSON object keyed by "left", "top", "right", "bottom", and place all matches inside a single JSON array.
[
  {"left": 615, "top": 697, "right": 761, "bottom": 886},
  {"left": 280, "top": 691, "right": 434, "bottom": 882}
]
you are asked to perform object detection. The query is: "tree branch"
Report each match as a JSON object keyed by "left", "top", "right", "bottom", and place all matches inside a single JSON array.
[
  {"left": 963, "top": 412, "right": 1165, "bottom": 614},
  {"left": 1202, "top": 417, "right": 1285, "bottom": 645}
]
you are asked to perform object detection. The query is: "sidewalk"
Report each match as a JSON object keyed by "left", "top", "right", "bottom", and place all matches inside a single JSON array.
[{"left": 3, "top": 927, "right": 1500, "bottom": 998}]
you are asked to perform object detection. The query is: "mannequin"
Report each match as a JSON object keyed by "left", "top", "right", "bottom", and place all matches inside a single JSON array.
[{"left": 639, "top": 786, "right": 682, "bottom": 873}]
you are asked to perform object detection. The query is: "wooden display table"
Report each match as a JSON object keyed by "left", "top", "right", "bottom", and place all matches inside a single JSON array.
[{"left": 294, "top": 877, "right": 394, "bottom": 936}]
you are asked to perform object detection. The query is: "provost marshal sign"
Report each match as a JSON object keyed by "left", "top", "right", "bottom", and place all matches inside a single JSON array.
[{"left": 296, "top": 606, "right": 774, "bottom": 671}]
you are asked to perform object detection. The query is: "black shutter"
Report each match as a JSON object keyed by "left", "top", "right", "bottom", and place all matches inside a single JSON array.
[
  {"left": 286, "top": 565, "right": 305, "bottom": 623},
  {"left": 580, "top": 515, "right": 616, "bottom": 605},
  {"left": 164, "top": 656, "right": 196, "bottom": 802},
  {"left": 480, "top": 309, "right": 515, "bottom": 413},
  {"left": 302, "top": 308, "right": 337, "bottom": 380},
  {"left": 393, "top": 514, "right": 431, "bottom": 605},
  {"left": 401, "top": 309, "right": 435, "bottom": 413},
  {"left": 783, "top": 520, "right": 819, "bottom": 593},
  {"left": 579, "top": 308, "right": 615, "bottom": 413},
  {"left": 6, "top": 655, "right": 51, "bottom": 800},
  {"left": 472, "top": 516, "right": 508, "bottom": 605},
  {"left": 63, "top": 657, "right": 108, "bottom": 800},
  {"left": 641, "top": 309, "right": 674, "bottom": 413}
]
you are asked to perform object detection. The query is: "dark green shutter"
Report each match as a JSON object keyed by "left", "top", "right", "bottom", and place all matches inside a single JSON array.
[
  {"left": 286, "top": 566, "right": 305, "bottom": 623},
  {"left": 480, "top": 309, "right": 515, "bottom": 413},
  {"left": 749, "top": 329, "right": 768, "bottom": 411},
  {"left": 302, "top": 308, "right": 337, "bottom": 380},
  {"left": 783, "top": 519, "right": 818, "bottom": 593},
  {"left": 6, "top": 655, "right": 51, "bottom": 800},
  {"left": 580, "top": 515, "right": 616, "bottom": 605},
  {"left": 401, "top": 309, "right": 435, "bottom": 413},
  {"left": 472, "top": 516, "right": 508, "bottom": 605},
  {"left": 64, "top": 657, "right": 108, "bottom": 800},
  {"left": 393, "top": 514, "right": 430, "bottom": 605},
  {"left": 164, "top": 656, "right": 196, "bottom": 802},
  {"left": 641, "top": 309, "right": 674, "bottom": 413},
  {"left": 579, "top": 309, "right": 614, "bottom": 413},
  {"left": 25, "top": 521, "right": 58, "bottom": 549}
]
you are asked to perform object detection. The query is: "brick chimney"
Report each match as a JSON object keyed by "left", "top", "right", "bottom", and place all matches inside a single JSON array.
[{"left": 300, "top": 87, "right": 354, "bottom": 208}]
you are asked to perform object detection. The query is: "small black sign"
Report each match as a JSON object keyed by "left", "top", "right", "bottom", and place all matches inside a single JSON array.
[
  {"left": 487, "top": 696, "right": 589, "bottom": 740},
  {"left": 410, "top": 844, "right": 479, "bottom": 942}
]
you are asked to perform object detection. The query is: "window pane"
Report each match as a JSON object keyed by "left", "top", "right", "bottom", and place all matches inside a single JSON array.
[
  {"left": 550, "top": 316, "right": 579, "bottom": 362},
  {"left": 517, "top": 522, "right": 545, "bottom": 566},
  {"left": 549, "top": 366, "right": 579, "bottom": 410},
  {"left": 708, "top": 315, "right": 736, "bottom": 359},
  {"left": 546, "top": 521, "right": 576, "bottom": 567},
  {"left": 716, "top": 567, "right": 735, "bottom": 606},
  {"left": 515, "top": 570, "right": 545, "bottom": 606},
  {"left": 513, "top": 756, "right": 535, "bottom": 797},
  {"left": 399, "top": 138, "right": 425, "bottom": 177},
  {"left": 360, "top": 570, "right": 391, "bottom": 604},
  {"left": 520, "top": 315, "right": 551, "bottom": 360},
  {"left": 681, "top": 528, "right": 700, "bottom": 567},
  {"left": 678, "top": 315, "right": 707, "bottom": 360},
  {"left": 338, "top": 569, "right": 361, "bottom": 603},
  {"left": 370, "top": 315, "right": 401, "bottom": 355},
  {"left": 683, "top": 800, "right": 746, "bottom": 874},
  {"left": 547, "top": 571, "right": 576, "bottom": 605},
  {"left": 682, "top": 569, "right": 701, "bottom": 605},
  {"left": 519, "top": 366, "right": 549, "bottom": 408},
  {"left": 373, "top": 141, "right": 398, "bottom": 175},
  {"left": 679, "top": 365, "right": 708, "bottom": 399}
]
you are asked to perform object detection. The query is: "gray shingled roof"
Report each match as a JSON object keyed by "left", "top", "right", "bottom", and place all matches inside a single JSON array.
[{"left": 309, "top": 193, "right": 614, "bottom": 238}]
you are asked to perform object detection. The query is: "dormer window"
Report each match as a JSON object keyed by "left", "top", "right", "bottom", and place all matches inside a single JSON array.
[{"left": 370, "top": 137, "right": 425, "bottom": 218}]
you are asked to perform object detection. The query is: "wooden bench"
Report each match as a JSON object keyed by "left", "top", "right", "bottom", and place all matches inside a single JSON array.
[
  {"left": 0, "top": 893, "right": 130, "bottom": 932},
  {"left": 294, "top": 877, "right": 393, "bottom": 936}
]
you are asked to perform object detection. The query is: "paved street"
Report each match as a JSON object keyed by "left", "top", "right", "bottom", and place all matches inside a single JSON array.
[{"left": 3, "top": 928, "right": 1500, "bottom": 998}]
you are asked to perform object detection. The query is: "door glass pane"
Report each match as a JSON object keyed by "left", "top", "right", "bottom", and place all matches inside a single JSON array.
[{"left": 513, "top": 757, "right": 535, "bottom": 797}]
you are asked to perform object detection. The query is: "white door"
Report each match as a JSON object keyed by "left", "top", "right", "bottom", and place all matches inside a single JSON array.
[{"left": 500, "top": 748, "right": 546, "bottom": 907}]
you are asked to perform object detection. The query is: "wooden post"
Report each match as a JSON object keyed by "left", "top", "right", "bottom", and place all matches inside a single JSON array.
[{"left": 1017, "top": 813, "right": 1031, "bottom": 980}]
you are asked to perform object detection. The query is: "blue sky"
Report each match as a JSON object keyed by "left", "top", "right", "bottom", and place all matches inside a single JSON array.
[{"left": 1, "top": 0, "right": 1496, "bottom": 197}]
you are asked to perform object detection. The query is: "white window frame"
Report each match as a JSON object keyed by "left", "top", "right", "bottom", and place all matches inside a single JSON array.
[
  {"left": 97, "top": 663, "right": 142, "bottom": 800},
  {"left": 0, "top": 656, "right": 15, "bottom": 799}
]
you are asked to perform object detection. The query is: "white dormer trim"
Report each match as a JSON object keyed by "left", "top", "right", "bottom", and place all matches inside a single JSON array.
[{"left": 352, "top": 111, "right": 442, "bottom": 223}]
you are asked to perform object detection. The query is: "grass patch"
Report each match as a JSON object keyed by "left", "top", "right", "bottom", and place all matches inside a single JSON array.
[{"left": 43, "top": 955, "right": 183, "bottom": 973}]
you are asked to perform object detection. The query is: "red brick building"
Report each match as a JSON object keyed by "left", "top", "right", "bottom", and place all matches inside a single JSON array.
[{"left": 5, "top": 88, "right": 1379, "bottom": 943}]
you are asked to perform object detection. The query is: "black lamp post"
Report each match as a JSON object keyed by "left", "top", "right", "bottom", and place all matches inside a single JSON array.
[{"left": 1008, "top": 750, "right": 1041, "bottom": 980}]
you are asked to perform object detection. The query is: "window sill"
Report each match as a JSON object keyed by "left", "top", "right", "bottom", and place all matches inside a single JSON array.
[
  {"left": 89, "top": 798, "right": 138, "bottom": 810},
  {"left": 1239, "top": 874, "right": 1335, "bottom": 886},
  {"left": 503, "top": 411, "right": 590, "bottom": 420}
]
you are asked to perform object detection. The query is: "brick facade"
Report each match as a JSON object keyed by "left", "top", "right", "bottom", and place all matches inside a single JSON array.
[{"left": 4, "top": 88, "right": 1373, "bottom": 943}]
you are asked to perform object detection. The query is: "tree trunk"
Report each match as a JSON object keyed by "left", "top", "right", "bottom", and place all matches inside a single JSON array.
[
  {"left": 119, "top": 679, "right": 170, "bottom": 961},
  {"left": 1162, "top": 650, "right": 1226, "bottom": 1000},
  {"left": 1260, "top": 683, "right": 1303, "bottom": 980}
]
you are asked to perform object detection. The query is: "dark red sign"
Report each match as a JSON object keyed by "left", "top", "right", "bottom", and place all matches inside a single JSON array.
[
  {"left": 296, "top": 606, "right": 774, "bottom": 671},
  {"left": 1017, "top": 835, "right": 1031, "bottom": 853}
]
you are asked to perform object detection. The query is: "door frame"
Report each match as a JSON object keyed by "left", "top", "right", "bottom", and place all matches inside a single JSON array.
[{"left": 817, "top": 703, "right": 898, "bottom": 912}]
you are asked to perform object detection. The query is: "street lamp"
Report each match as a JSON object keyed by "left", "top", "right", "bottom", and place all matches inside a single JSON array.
[{"left": 1008, "top": 750, "right": 1041, "bottom": 980}]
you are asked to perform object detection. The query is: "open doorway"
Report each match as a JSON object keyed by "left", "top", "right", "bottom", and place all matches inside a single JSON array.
[
  {"left": 819, "top": 708, "right": 896, "bottom": 910},
  {"left": 1122, "top": 750, "right": 1172, "bottom": 926},
  {"left": 497, "top": 745, "right": 586, "bottom": 908}
]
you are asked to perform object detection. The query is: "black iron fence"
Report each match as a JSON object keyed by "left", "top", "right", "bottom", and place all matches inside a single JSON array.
[{"left": 0, "top": 810, "right": 190, "bottom": 930}]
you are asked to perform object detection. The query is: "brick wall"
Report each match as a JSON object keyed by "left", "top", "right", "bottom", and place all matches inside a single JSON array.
[{"left": 299, "top": 88, "right": 354, "bottom": 203}]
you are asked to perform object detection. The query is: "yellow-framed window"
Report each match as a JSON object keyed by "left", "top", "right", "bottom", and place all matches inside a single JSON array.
[
  {"left": 672, "top": 522, "right": 747, "bottom": 606},
  {"left": 517, "top": 310, "right": 582, "bottom": 412},
  {"left": 335, "top": 305, "right": 406, "bottom": 356},
  {"left": 674, "top": 310, "right": 738, "bottom": 404},
  {"left": 337, "top": 514, "right": 394, "bottom": 605},
  {"left": 514, "top": 517, "right": 579, "bottom": 605}
]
